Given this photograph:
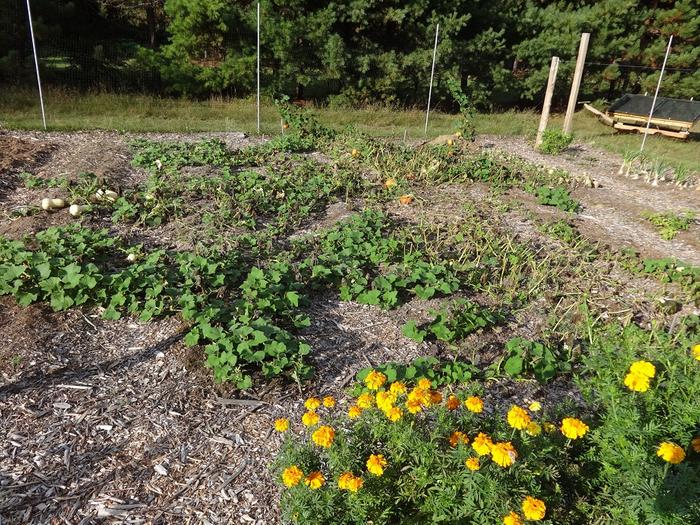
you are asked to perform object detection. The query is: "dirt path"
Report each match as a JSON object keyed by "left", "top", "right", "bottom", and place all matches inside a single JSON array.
[{"left": 480, "top": 136, "right": 700, "bottom": 266}]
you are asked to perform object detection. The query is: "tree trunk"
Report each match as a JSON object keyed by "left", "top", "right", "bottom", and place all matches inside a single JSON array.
[{"left": 146, "top": 4, "right": 157, "bottom": 48}]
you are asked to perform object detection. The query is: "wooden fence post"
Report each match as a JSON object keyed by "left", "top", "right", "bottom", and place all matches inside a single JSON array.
[
  {"left": 563, "top": 32, "right": 590, "bottom": 135},
  {"left": 536, "top": 56, "right": 560, "bottom": 147}
]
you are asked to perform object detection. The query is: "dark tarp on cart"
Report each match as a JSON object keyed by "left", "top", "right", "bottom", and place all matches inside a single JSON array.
[{"left": 609, "top": 94, "right": 700, "bottom": 125}]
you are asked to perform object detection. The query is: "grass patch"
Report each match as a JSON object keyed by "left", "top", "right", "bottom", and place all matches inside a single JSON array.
[{"left": 2, "top": 88, "right": 698, "bottom": 171}]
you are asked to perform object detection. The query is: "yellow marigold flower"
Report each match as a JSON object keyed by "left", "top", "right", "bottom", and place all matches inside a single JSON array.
[
  {"left": 522, "top": 496, "right": 546, "bottom": 521},
  {"left": 491, "top": 441, "right": 518, "bottom": 467},
  {"left": 446, "top": 394, "right": 460, "bottom": 410},
  {"left": 472, "top": 432, "right": 493, "bottom": 456},
  {"left": 507, "top": 405, "right": 531, "bottom": 430},
  {"left": 560, "top": 417, "right": 589, "bottom": 440},
  {"left": 337, "top": 472, "right": 354, "bottom": 490},
  {"left": 503, "top": 511, "right": 523, "bottom": 525},
  {"left": 304, "top": 397, "right": 321, "bottom": 411},
  {"left": 526, "top": 422, "right": 542, "bottom": 436},
  {"left": 274, "top": 418, "right": 290, "bottom": 432},
  {"left": 407, "top": 387, "right": 431, "bottom": 407},
  {"left": 543, "top": 422, "right": 556, "bottom": 433},
  {"left": 364, "top": 370, "right": 387, "bottom": 390},
  {"left": 657, "top": 441, "right": 685, "bottom": 464},
  {"left": 357, "top": 393, "right": 374, "bottom": 409},
  {"left": 376, "top": 390, "right": 398, "bottom": 412},
  {"left": 692, "top": 344, "right": 700, "bottom": 361},
  {"left": 304, "top": 471, "right": 325, "bottom": 489},
  {"left": 406, "top": 398, "right": 423, "bottom": 414},
  {"left": 389, "top": 381, "right": 407, "bottom": 395},
  {"left": 322, "top": 396, "right": 336, "bottom": 408},
  {"left": 528, "top": 401, "right": 542, "bottom": 412},
  {"left": 624, "top": 372, "right": 650, "bottom": 392},
  {"left": 629, "top": 360, "right": 655, "bottom": 378},
  {"left": 465, "top": 396, "right": 484, "bottom": 413},
  {"left": 348, "top": 405, "right": 362, "bottom": 419},
  {"left": 417, "top": 378, "right": 432, "bottom": 390},
  {"left": 366, "top": 454, "right": 388, "bottom": 476},
  {"left": 302, "top": 411, "right": 320, "bottom": 427},
  {"left": 311, "top": 425, "right": 335, "bottom": 448},
  {"left": 449, "top": 431, "right": 469, "bottom": 447},
  {"left": 692, "top": 437, "right": 700, "bottom": 453},
  {"left": 346, "top": 475, "right": 363, "bottom": 492},
  {"left": 282, "top": 466, "right": 303, "bottom": 487},
  {"left": 430, "top": 390, "right": 443, "bottom": 405},
  {"left": 465, "top": 457, "right": 480, "bottom": 471},
  {"left": 385, "top": 406, "right": 403, "bottom": 422}
]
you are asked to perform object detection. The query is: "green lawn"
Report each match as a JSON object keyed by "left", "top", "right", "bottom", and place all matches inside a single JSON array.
[{"left": 1, "top": 88, "right": 698, "bottom": 171}]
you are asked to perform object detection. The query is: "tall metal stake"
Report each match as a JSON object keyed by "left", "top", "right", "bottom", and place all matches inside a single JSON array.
[
  {"left": 256, "top": 2, "right": 261, "bottom": 134},
  {"left": 640, "top": 35, "right": 673, "bottom": 153},
  {"left": 26, "top": 0, "right": 46, "bottom": 130},
  {"left": 424, "top": 23, "right": 440, "bottom": 135}
]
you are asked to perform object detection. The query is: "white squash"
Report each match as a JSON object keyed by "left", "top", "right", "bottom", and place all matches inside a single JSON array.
[
  {"left": 69, "top": 204, "right": 89, "bottom": 217},
  {"left": 41, "top": 198, "right": 66, "bottom": 210}
]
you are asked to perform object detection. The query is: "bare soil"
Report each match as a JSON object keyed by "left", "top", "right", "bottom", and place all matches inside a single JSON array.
[{"left": 1, "top": 130, "right": 698, "bottom": 524}]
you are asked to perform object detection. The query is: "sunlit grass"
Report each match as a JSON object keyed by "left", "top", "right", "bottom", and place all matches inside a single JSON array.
[{"left": 1, "top": 88, "right": 697, "bottom": 171}]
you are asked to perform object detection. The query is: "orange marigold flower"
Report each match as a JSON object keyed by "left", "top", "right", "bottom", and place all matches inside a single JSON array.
[
  {"left": 346, "top": 475, "right": 363, "bottom": 492},
  {"left": 282, "top": 466, "right": 304, "bottom": 487},
  {"left": 304, "top": 471, "right": 325, "bottom": 489},
  {"left": 385, "top": 406, "right": 403, "bottom": 422},
  {"left": 657, "top": 441, "right": 685, "bottom": 464},
  {"left": 311, "top": 425, "right": 335, "bottom": 448},
  {"left": 322, "top": 396, "right": 336, "bottom": 408},
  {"left": 472, "top": 432, "right": 493, "bottom": 456},
  {"left": 348, "top": 405, "right": 362, "bottom": 419},
  {"left": 274, "top": 418, "right": 290, "bottom": 432},
  {"left": 389, "top": 381, "right": 407, "bottom": 395},
  {"left": 366, "top": 454, "right": 388, "bottom": 476},
  {"left": 491, "top": 441, "right": 518, "bottom": 467},
  {"left": 304, "top": 397, "right": 321, "bottom": 411},
  {"left": 406, "top": 398, "right": 423, "bottom": 414},
  {"left": 629, "top": 360, "right": 655, "bottom": 378},
  {"left": 465, "top": 396, "right": 484, "bottom": 413},
  {"left": 692, "top": 437, "right": 700, "bottom": 453},
  {"left": 357, "top": 393, "right": 374, "bottom": 409},
  {"left": 449, "top": 431, "right": 469, "bottom": 447},
  {"left": 503, "top": 511, "right": 523, "bottom": 525},
  {"left": 507, "top": 405, "right": 531, "bottom": 430},
  {"left": 624, "top": 372, "right": 650, "bottom": 392},
  {"left": 364, "top": 370, "right": 387, "bottom": 390},
  {"left": 301, "top": 411, "right": 320, "bottom": 427},
  {"left": 384, "top": 178, "right": 397, "bottom": 189},
  {"left": 465, "top": 457, "right": 480, "bottom": 471},
  {"left": 337, "top": 472, "right": 353, "bottom": 490},
  {"left": 407, "top": 387, "right": 431, "bottom": 407},
  {"left": 560, "top": 417, "right": 589, "bottom": 440},
  {"left": 446, "top": 395, "right": 460, "bottom": 410},
  {"left": 430, "top": 390, "right": 443, "bottom": 405},
  {"left": 522, "top": 496, "right": 546, "bottom": 521}
]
